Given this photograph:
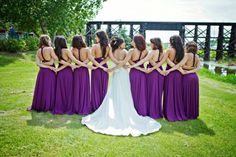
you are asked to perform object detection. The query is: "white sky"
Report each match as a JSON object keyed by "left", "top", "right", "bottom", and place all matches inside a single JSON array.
[{"left": 93, "top": 0, "right": 236, "bottom": 42}]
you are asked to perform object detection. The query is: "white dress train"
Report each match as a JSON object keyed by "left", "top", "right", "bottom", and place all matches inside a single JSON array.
[{"left": 81, "top": 67, "right": 161, "bottom": 137}]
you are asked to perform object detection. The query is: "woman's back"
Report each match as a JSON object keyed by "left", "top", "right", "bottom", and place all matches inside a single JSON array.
[{"left": 92, "top": 44, "right": 109, "bottom": 58}]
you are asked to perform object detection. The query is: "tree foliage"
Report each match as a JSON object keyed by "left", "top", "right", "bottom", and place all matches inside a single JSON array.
[{"left": 0, "top": 0, "right": 103, "bottom": 36}]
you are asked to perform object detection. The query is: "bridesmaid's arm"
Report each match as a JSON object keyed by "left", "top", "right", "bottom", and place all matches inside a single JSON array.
[
  {"left": 129, "top": 50, "right": 152, "bottom": 68},
  {"left": 87, "top": 50, "right": 108, "bottom": 71},
  {"left": 99, "top": 56, "right": 110, "bottom": 66},
  {"left": 56, "top": 65, "right": 68, "bottom": 72},
  {"left": 185, "top": 56, "right": 201, "bottom": 74},
  {"left": 148, "top": 52, "right": 168, "bottom": 72},
  {"left": 165, "top": 55, "right": 189, "bottom": 75},
  {"left": 67, "top": 49, "right": 87, "bottom": 67},
  {"left": 36, "top": 54, "right": 56, "bottom": 72},
  {"left": 182, "top": 65, "right": 195, "bottom": 70},
  {"left": 41, "top": 59, "right": 54, "bottom": 66}
]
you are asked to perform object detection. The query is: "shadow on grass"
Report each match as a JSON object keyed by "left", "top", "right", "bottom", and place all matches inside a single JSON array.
[
  {"left": 0, "top": 51, "right": 35, "bottom": 67},
  {"left": 26, "top": 111, "right": 83, "bottom": 129},
  {"left": 158, "top": 118, "right": 215, "bottom": 136}
]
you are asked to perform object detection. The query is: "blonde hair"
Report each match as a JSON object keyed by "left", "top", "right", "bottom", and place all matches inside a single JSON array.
[{"left": 39, "top": 35, "right": 51, "bottom": 48}]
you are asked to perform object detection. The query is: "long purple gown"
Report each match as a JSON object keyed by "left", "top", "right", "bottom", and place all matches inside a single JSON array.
[
  {"left": 73, "top": 54, "right": 91, "bottom": 115},
  {"left": 146, "top": 59, "right": 164, "bottom": 119},
  {"left": 29, "top": 47, "right": 56, "bottom": 112},
  {"left": 91, "top": 57, "right": 109, "bottom": 112},
  {"left": 52, "top": 61, "right": 74, "bottom": 114},
  {"left": 163, "top": 65, "right": 187, "bottom": 121},
  {"left": 183, "top": 72, "right": 199, "bottom": 119},
  {"left": 129, "top": 59, "right": 148, "bottom": 116}
]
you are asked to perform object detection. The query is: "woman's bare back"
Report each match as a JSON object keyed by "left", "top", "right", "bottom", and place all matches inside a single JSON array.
[
  {"left": 37, "top": 47, "right": 54, "bottom": 61},
  {"left": 92, "top": 44, "right": 109, "bottom": 58},
  {"left": 72, "top": 47, "right": 89, "bottom": 61},
  {"left": 130, "top": 49, "right": 148, "bottom": 61}
]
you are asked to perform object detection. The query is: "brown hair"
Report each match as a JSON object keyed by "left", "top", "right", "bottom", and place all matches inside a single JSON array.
[
  {"left": 185, "top": 41, "right": 198, "bottom": 67},
  {"left": 133, "top": 34, "right": 146, "bottom": 59},
  {"left": 72, "top": 35, "right": 87, "bottom": 50},
  {"left": 185, "top": 41, "right": 198, "bottom": 54},
  {"left": 39, "top": 35, "right": 51, "bottom": 48},
  {"left": 150, "top": 37, "right": 163, "bottom": 53},
  {"left": 96, "top": 30, "right": 109, "bottom": 58}
]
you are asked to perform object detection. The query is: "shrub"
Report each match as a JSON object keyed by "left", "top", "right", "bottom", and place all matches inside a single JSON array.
[
  {"left": 25, "top": 37, "right": 39, "bottom": 51},
  {"left": 0, "top": 37, "right": 39, "bottom": 52}
]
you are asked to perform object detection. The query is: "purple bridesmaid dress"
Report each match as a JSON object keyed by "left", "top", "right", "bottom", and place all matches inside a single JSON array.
[
  {"left": 29, "top": 47, "right": 56, "bottom": 112},
  {"left": 146, "top": 56, "right": 164, "bottom": 119},
  {"left": 129, "top": 59, "right": 148, "bottom": 116},
  {"left": 183, "top": 71, "right": 199, "bottom": 119},
  {"left": 163, "top": 65, "right": 187, "bottom": 121},
  {"left": 73, "top": 53, "right": 91, "bottom": 115},
  {"left": 52, "top": 60, "right": 74, "bottom": 114},
  {"left": 90, "top": 57, "right": 109, "bottom": 112}
]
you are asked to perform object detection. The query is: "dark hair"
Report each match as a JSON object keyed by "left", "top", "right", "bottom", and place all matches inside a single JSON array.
[
  {"left": 133, "top": 34, "right": 146, "bottom": 59},
  {"left": 72, "top": 35, "right": 87, "bottom": 50},
  {"left": 39, "top": 35, "right": 51, "bottom": 48},
  {"left": 110, "top": 37, "right": 124, "bottom": 52},
  {"left": 96, "top": 30, "right": 109, "bottom": 58},
  {"left": 150, "top": 37, "right": 163, "bottom": 53},
  {"left": 54, "top": 36, "right": 67, "bottom": 59},
  {"left": 186, "top": 41, "right": 198, "bottom": 66},
  {"left": 169, "top": 35, "right": 184, "bottom": 63}
]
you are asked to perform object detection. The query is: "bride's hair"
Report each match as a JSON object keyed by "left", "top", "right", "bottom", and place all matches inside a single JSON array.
[{"left": 110, "top": 37, "right": 124, "bottom": 52}]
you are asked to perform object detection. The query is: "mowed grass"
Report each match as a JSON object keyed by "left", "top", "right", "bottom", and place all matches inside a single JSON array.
[{"left": 0, "top": 51, "right": 236, "bottom": 157}]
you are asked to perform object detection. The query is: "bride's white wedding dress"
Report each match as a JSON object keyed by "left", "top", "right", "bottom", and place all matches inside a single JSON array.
[{"left": 81, "top": 65, "right": 161, "bottom": 137}]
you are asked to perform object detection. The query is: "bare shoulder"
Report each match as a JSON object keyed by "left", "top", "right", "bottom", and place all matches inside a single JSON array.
[
  {"left": 64, "top": 48, "right": 71, "bottom": 53},
  {"left": 128, "top": 48, "right": 135, "bottom": 53},
  {"left": 83, "top": 47, "right": 91, "bottom": 53},
  {"left": 92, "top": 44, "right": 99, "bottom": 49},
  {"left": 195, "top": 54, "right": 200, "bottom": 60},
  {"left": 44, "top": 46, "right": 53, "bottom": 51},
  {"left": 72, "top": 47, "right": 78, "bottom": 52}
]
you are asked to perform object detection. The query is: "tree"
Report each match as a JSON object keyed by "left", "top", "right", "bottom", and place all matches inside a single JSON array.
[
  {"left": 112, "top": 28, "right": 132, "bottom": 50},
  {"left": 0, "top": 0, "right": 104, "bottom": 36}
]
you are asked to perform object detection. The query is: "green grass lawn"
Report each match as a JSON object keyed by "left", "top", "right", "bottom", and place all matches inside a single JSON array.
[{"left": 0, "top": 51, "right": 236, "bottom": 157}]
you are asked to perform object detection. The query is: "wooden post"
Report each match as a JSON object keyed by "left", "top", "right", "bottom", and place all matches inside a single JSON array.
[
  {"left": 85, "top": 24, "right": 91, "bottom": 47},
  {"left": 194, "top": 25, "right": 198, "bottom": 43},
  {"left": 179, "top": 25, "right": 185, "bottom": 45},
  {"left": 216, "top": 25, "right": 224, "bottom": 61},
  {"left": 204, "top": 25, "right": 211, "bottom": 61},
  {"left": 107, "top": 24, "right": 112, "bottom": 39},
  {"left": 228, "top": 25, "right": 236, "bottom": 58},
  {"left": 139, "top": 24, "right": 146, "bottom": 39},
  {"left": 96, "top": 24, "right": 101, "bottom": 30},
  {"left": 130, "top": 24, "right": 134, "bottom": 40}
]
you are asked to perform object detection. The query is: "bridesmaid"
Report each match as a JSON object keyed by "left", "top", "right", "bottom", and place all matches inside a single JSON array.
[
  {"left": 90, "top": 30, "right": 109, "bottom": 112},
  {"left": 130, "top": 38, "right": 166, "bottom": 119},
  {"left": 128, "top": 34, "right": 148, "bottom": 116},
  {"left": 182, "top": 41, "right": 201, "bottom": 119},
  {"left": 71, "top": 35, "right": 92, "bottom": 115},
  {"left": 163, "top": 35, "right": 187, "bottom": 122},
  {"left": 28, "top": 35, "right": 58, "bottom": 112},
  {"left": 146, "top": 38, "right": 165, "bottom": 119},
  {"left": 53, "top": 36, "right": 88, "bottom": 115}
]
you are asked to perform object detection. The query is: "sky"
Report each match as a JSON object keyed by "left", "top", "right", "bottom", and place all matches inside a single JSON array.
[{"left": 93, "top": 0, "right": 236, "bottom": 42}]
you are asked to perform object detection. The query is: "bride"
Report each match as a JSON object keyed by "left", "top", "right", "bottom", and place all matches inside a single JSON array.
[{"left": 81, "top": 37, "right": 161, "bottom": 137}]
